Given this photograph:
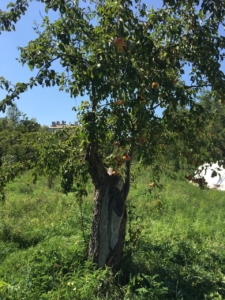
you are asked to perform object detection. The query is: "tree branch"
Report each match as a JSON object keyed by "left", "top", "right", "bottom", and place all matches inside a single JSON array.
[
  {"left": 124, "top": 159, "right": 131, "bottom": 200},
  {"left": 184, "top": 84, "right": 211, "bottom": 89}
]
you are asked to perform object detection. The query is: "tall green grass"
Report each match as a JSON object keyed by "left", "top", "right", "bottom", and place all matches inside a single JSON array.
[{"left": 0, "top": 170, "right": 225, "bottom": 299}]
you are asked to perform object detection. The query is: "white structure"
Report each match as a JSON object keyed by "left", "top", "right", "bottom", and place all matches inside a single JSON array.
[
  {"left": 48, "top": 121, "right": 78, "bottom": 132},
  {"left": 194, "top": 162, "right": 225, "bottom": 190}
]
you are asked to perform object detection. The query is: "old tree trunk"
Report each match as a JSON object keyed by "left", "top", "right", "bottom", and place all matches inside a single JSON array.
[{"left": 85, "top": 144, "right": 130, "bottom": 269}]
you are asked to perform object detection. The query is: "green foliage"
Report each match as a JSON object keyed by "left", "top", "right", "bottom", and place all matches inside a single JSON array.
[
  {"left": 0, "top": 114, "right": 43, "bottom": 201},
  {"left": 6, "top": 104, "right": 22, "bottom": 126},
  {"left": 1, "top": 0, "right": 225, "bottom": 152},
  {"left": 1, "top": 0, "right": 225, "bottom": 187},
  {"left": 198, "top": 90, "right": 225, "bottom": 161},
  {"left": 1, "top": 0, "right": 225, "bottom": 271},
  {"left": 0, "top": 112, "right": 41, "bottom": 167},
  {"left": 0, "top": 171, "right": 225, "bottom": 299},
  {"left": 30, "top": 127, "right": 89, "bottom": 196}
]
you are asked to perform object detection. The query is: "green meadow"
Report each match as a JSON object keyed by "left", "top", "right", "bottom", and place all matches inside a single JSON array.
[{"left": 0, "top": 169, "right": 225, "bottom": 299}]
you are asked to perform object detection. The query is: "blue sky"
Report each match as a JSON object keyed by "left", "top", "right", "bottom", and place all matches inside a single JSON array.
[
  {"left": 0, "top": 0, "right": 165, "bottom": 125},
  {"left": 0, "top": 0, "right": 224, "bottom": 125},
  {"left": 0, "top": 0, "right": 76, "bottom": 125}
]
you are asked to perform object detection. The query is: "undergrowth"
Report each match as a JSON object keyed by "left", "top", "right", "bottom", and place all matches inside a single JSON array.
[{"left": 0, "top": 170, "right": 225, "bottom": 299}]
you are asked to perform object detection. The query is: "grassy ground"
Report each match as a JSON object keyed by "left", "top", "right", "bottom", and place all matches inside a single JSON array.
[{"left": 0, "top": 169, "right": 225, "bottom": 299}]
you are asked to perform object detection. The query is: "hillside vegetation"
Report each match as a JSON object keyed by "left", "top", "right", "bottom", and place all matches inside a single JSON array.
[{"left": 0, "top": 170, "right": 225, "bottom": 299}]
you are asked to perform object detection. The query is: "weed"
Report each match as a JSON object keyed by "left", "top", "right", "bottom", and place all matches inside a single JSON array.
[{"left": 0, "top": 170, "right": 225, "bottom": 299}]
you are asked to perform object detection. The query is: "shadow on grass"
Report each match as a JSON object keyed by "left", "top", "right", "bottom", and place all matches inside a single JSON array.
[{"left": 1, "top": 224, "right": 41, "bottom": 248}]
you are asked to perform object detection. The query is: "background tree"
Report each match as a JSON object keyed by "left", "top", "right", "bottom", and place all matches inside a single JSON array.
[
  {"left": 6, "top": 104, "right": 22, "bottom": 127},
  {"left": 198, "top": 90, "right": 225, "bottom": 161},
  {"left": 1, "top": 0, "right": 225, "bottom": 269},
  {"left": 0, "top": 112, "right": 42, "bottom": 177}
]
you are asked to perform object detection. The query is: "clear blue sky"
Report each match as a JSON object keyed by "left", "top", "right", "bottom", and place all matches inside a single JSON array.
[{"left": 0, "top": 0, "right": 224, "bottom": 125}]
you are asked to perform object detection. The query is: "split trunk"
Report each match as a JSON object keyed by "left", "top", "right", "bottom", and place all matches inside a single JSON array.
[{"left": 86, "top": 144, "right": 130, "bottom": 269}]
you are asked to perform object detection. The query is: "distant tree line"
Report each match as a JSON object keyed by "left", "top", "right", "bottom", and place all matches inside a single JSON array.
[
  {"left": 0, "top": 105, "right": 44, "bottom": 167},
  {"left": 164, "top": 90, "right": 225, "bottom": 172}
]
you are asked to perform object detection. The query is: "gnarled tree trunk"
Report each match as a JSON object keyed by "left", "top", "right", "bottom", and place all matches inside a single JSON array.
[{"left": 85, "top": 144, "right": 130, "bottom": 269}]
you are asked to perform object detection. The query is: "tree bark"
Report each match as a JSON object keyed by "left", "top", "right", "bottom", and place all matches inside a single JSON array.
[{"left": 85, "top": 144, "right": 130, "bottom": 269}]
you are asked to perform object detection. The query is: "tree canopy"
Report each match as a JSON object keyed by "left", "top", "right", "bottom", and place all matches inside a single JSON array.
[{"left": 1, "top": 0, "right": 223, "bottom": 170}]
